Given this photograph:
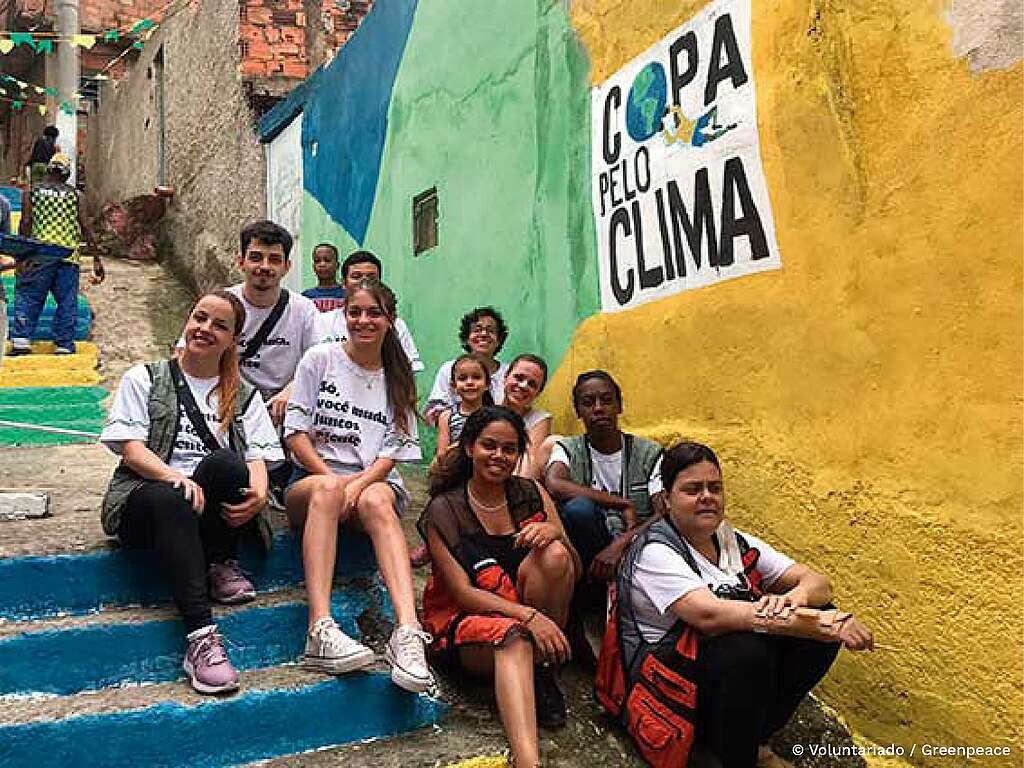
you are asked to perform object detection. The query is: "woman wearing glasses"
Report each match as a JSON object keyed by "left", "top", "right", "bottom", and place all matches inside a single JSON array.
[
  {"left": 424, "top": 306, "right": 510, "bottom": 426},
  {"left": 601, "top": 441, "right": 874, "bottom": 768}
]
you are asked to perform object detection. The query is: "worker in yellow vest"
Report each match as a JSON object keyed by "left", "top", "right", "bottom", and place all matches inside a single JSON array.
[{"left": 11, "top": 153, "right": 103, "bottom": 356}]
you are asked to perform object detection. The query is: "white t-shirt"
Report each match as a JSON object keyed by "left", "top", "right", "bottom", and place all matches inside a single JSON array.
[
  {"left": 523, "top": 407, "right": 551, "bottom": 432},
  {"left": 547, "top": 442, "right": 664, "bottom": 496},
  {"left": 315, "top": 310, "right": 424, "bottom": 372},
  {"left": 227, "top": 284, "right": 320, "bottom": 399},
  {"left": 283, "top": 343, "right": 421, "bottom": 491},
  {"left": 630, "top": 526, "right": 796, "bottom": 642},
  {"left": 426, "top": 358, "right": 508, "bottom": 415},
  {"left": 101, "top": 363, "right": 284, "bottom": 475}
]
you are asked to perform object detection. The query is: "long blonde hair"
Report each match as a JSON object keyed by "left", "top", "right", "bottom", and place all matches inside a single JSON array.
[{"left": 183, "top": 290, "right": 247, "bottom": 433}]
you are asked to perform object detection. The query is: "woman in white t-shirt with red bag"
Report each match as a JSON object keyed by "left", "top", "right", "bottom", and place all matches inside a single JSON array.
[{"left": 283, "top": 279, "right": 434, "bottom": 694}]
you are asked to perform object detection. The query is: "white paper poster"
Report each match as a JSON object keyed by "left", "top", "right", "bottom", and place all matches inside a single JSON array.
[{"left": 591, "top": 0, "right": 781, "bottom": 312}]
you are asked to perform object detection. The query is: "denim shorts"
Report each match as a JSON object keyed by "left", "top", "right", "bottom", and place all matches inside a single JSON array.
[{"left": 285, "top": 465, "right": 409, "bottom": 516}]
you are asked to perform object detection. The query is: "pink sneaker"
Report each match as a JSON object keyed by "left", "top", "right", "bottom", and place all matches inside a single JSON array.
[
  {"left": 183, "top": 626, "right": 239, "bottom": 694},
  {"left": 208, "top": 560, "right": 256, "bottom": 604}
]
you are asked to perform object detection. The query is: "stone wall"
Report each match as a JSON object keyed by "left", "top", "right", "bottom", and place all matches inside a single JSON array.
[{"left": 86, "top": 0, "right": 266, "bottom": 291}]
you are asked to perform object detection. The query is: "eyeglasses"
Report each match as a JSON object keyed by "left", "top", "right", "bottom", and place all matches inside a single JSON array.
[
  {"left": 676, "top": 481, "right": 724, "bottom": 496},
  {"left": 470, "top": 324, "right": 498, "bottom": 336}
]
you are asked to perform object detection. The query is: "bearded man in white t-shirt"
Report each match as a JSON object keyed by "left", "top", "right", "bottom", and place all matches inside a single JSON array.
[{"left": 228, "top": 221, "right": 320, "bottom": 496}]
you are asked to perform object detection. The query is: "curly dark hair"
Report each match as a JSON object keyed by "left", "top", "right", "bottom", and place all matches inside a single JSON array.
[{"left": 458, "top": 306, "right": 509, "bottom": 354}]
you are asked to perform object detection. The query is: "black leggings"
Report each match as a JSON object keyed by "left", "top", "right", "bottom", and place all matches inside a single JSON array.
[
  {"left": 119, "top": 449, "right": 249, "bottom": 633},
  {"left": 695, "top": 631, "right": 840, "bottom": 768}
]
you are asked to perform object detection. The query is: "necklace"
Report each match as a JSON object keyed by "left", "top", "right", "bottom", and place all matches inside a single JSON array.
[
  {"left": 345, "top": 357, "right": 382, "bottom": 390},
  {"left": 468, "top": 484, "right": 507, "bottom": 513}
]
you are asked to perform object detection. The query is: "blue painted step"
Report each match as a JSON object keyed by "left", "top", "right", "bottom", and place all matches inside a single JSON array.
[
  {"left": 0, "top": 675, "right": 447, "bottom": 768},
  {"left": 0, "top": 589, "right": 377, "bottom": 696},
  {"left": 0, "top": 531, "right": 377, "bottom": 620}
]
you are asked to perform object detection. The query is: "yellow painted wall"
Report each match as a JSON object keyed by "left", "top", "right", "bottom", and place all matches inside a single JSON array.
[{"left": 554, "top": 0, "right": 1023, "bottom": 761}]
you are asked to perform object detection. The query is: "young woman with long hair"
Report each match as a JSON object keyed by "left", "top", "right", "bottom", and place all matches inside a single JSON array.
[
  {"left": 283, "top": 279, "right": 434, "bottom": 693},
  {"left": 420, "top": 406, "right": 582, "bottom": 767},
  {"left": 100, "top": 290, "right": 284, "bottom": 694}
]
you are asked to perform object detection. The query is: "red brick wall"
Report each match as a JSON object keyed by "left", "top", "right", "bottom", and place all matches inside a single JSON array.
[
  {"left": 240, "top": 0, "right": 372, "bottom": 79},
  {"left": 13, "top": 0, "right": 168, "bottom": 33}
]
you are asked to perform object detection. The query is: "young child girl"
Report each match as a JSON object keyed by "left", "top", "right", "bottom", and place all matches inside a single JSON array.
[
  {"left": 435, "top": 353, "right": 494, "bottom": 455},
  {"left": 284, "top": 278, "right": 434, "bottom": 694}
]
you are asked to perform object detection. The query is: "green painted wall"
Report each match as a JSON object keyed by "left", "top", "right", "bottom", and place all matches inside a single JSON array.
[{"left": 302, "top": 0, "right": 598, "bottom": 394}]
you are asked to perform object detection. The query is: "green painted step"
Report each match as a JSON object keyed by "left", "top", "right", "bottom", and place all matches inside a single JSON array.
[
  {"left": 0, "top": 386, "right": 106, "bottom": 446},
  {"left": 0, "top": 386, "right": 107, "bottom": 406},
  {"left": 0, "top": 403, "right": 104, "bottom": 422}
]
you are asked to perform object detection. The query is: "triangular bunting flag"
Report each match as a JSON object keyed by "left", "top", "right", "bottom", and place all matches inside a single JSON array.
[
  {"left": 71, "top": 34, "right": 97, "bottom": 49},
  {"left": 103, "top": 29, "right": 120, "bottom": 42},
  {"left": 60, "top": 100, "right": 75, "bottom": 115},
  {"left": 12, "top": 100, "right": 23, "bottom": 110},
  {"left": 38, "top": 104, "right": 47, "bottom": 115},
  {"left": 33, "top": 39, "right": 54, "bottom": 54},
  {"left": 34, "top": 86, "right": 45, "bottom": 94},
  {"left": 10, "top": 32, "right": 34, "bottom": 47},
  {"left": 0, "top": 40, "right": 15, "bottom": 55},
  {"left": 45, "top": 86, "right": 58, "bottom": 97},
  {"left": 132, "top": 40, "right": 145, "bottom": 50}
]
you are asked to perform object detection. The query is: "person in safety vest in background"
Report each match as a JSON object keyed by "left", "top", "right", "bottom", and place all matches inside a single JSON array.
[{"left": 11, "top": 153, "right": 103, "bottom": 356}]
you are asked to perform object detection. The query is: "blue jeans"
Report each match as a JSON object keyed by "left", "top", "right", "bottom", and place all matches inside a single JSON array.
[
  {"left": 558, "top": 496, "right": 613, "bottom": 571},
  {"left": 11, "top": 259, "right": 79, "bottom": 350}
]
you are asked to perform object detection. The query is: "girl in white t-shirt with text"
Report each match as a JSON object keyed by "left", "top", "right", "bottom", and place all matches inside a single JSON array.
[{"left": 283, "top": 279, "right": 434, "bottom": 694}]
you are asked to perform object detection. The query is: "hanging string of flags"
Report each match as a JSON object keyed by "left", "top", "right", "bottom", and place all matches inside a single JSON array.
[
  {"left": 0, "top": 18, "right": 157, "bottom": 55},
  {"left": 0, "top": 0, "right": 192, "bottom": 113},
  {"left": 0, "top": 0, "right": 190, "bottom": 56}
]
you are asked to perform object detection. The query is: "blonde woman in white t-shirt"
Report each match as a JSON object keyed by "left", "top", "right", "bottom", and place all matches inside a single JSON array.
[
  {"left": 100, "top": 291, "right": 284, "bottom": 696},
  {"left": 283, "top": 279, "right": 434, "bottom": 694}
]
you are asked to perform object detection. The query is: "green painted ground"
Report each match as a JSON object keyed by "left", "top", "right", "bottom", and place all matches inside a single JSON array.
[{"left": 0, "top": 386, "right": 107, "bottom": 447}]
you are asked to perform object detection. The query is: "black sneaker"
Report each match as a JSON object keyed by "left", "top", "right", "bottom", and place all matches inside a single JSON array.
[
  {"left": 534, "top": 665, "right": 566, "bottom": 729},
  {"left": 565, "top": 613, "right": 597, "bottom": 672}
]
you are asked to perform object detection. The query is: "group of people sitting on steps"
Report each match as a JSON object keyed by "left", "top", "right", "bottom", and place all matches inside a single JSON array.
[{"left": 100, "top": 220, "right": 874, "bottom": 768}]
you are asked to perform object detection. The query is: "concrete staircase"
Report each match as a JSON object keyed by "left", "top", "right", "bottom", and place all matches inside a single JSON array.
[
  {"left": 0, "top": 269, "right": 447, "bottom": 765},
  {"left": 0, "top": 532, "right": 447, "bottom": 767}
]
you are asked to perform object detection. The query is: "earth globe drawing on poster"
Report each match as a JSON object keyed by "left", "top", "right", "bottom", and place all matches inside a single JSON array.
[{"left": 626, "top": 62, "right": 668, "bottom": 142}]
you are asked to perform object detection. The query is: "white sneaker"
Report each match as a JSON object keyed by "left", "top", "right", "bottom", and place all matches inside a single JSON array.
[
  {"left": 303, "top": 617, "right": 375, "bottom": 675},
  {"left": 384, "top": 624, "right": 434, "bottom": 693}
]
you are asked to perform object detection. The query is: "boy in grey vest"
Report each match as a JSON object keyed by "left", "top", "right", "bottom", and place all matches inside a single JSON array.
[{"left": 544, "top": 370, "right": 664, "bottom": 582}]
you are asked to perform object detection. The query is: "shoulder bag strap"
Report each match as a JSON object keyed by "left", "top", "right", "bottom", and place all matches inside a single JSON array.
[
  {"left": 168, "top": 357, "right": 222, "bottom": 454},
  {"left": 239, "top": 289, "right": 289, "bottom": 361}
]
